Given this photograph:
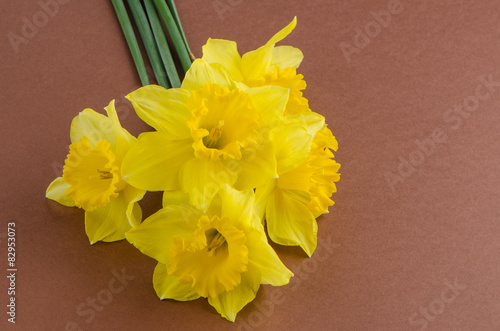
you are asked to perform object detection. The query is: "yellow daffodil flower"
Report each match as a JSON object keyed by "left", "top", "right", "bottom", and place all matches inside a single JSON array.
[
  {"left": 201, "top": 17, "right": 309, "bottom": 116},
  {"left": 46, "top": 101, "right": 146, "bottom": 244},
  {"left": 255, "top": 115, "right": 340, "bottom": 256},
  {"left": 121, "top": 61, "right": 289, "bottom": 211},
  {"left": 126, "top": 185, "right": 292, "bottom": 322}
]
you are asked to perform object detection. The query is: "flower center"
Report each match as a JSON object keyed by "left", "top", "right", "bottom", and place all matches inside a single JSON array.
[
  {"left": 168, "top": 215, "right": 248, "bottom": 298},
  {"left": 62, "top": 137, "right": 124, "bottom": 211},
  {"left": 97, "top": 169, "right": 114, "bottom": 179},
  {"left": 203, "top": 120, "right": 224, "bottom": 149},
  {"left": 187, "top": 83, "right": 260, "bottom": 160}
]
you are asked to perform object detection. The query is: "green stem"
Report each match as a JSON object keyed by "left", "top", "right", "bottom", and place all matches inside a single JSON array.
[
  {"left": 127, "top": 0, "right": 169, "bottom": 88},
  {"left": 165, "top": 0, "right": 195, "bottom": 61},
  {"left": 111, "top": 0, "right": 149, "bottom": 86},
  {"left": 144, "top": 0, "right": 181, "bottom": 88},
  {"left": 153, "top": 0, "right": 192, "bottom": 72}
]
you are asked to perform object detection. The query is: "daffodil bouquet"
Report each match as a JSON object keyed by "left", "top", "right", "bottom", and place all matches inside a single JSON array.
[{"left": 46, "top": 8, "right": 340, "bottom": 322}]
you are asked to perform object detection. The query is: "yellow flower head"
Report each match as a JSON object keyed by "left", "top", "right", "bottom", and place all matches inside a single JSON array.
[
  {"left": 256, "top": 116, "right": 340, "bottom": 256},
  {"left": 122, "top": 66, "right": 289, "bottom": 211},
  {"left": 168, "top": 214, "right": 249, "bottom": 298},
  {"left": 46, "top": 101, "right": 145, "bottom": 243},
  {"left": 126, "top": 186, "right": 292, "bottom": 322},
  {"left": 186, "top": 83, "right": 259, "bottom": 160},
  {"left": 201, "top": 17, "right": 309, "bottom": 116},
  {"left": 62, "top": 137, "right": 124, "bottom": 211},
  {"left": 278, "top": 126, "right": 340, "bottom": 217}
]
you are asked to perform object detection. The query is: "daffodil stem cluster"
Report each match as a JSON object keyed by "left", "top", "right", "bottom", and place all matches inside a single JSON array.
[{"left": 111, "top": 0, "right": 193, "bottom": 88}]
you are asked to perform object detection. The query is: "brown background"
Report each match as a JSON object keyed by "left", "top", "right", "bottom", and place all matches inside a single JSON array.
[{"left": 2, "top": 0, "right": 500, "bottom": 330}]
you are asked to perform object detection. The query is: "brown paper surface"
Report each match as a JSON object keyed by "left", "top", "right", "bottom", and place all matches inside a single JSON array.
[{"left": 1, "top": 0, "right": 499, "bottom": 330}]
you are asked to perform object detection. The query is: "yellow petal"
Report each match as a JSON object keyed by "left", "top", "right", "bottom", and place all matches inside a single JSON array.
[
  {"left": 272, "top": 117, "right": 311, "bottom": 175},
  {"left": 123, "top": 185, "right": 146, "bottom": 228},
  {"left": 271, "top": 45, "right": 303, "bottom": 69},
  {"left": 234, "top": 142, "right": 277, "bottom": 191},
  {"left": 85, "top": 193, "right": 132, "bottom": 244},
  {"left": 162, "top": 190, "right": 191, "bottom": 209},
  {"left": 182, "top": 59, "right": 233, "bottom": 90},
  {"left": 104, "top": 100, "right": 136, "bottom": 160},
  {"left": 266, "top": 17, "right": 297, "bottom": 45},
  {"left": 257, "top": 67, "right": 309, "bottom": 117},
  {"left": 45, "top": 177, "right": 75, "bottom": 207},
  {"left": 219, "top": 186, "right": 260, "bottom": 229},
  {"left": 241, "top": 44, "right": 273, "bottom": 82},
  {"left": 246, "top": 229, "right": 293, "bottom": 286},
  {"left": 179, "top": 157, "right": 236, "bottom": 212},
  {"left": 246, "top": 86, "right": 288, "bottom": 127},
  {"left": 254, "top": 179, "right": 276, "bottom": 221},
  {"left": 126, "top": 86, "right": 192, "bottom": 139},
  {"left": 153, "top": 263, "right": 200, "bottom": 301},
  {"left": 126, "top": 206, "right": 200, "bottom": 264},
  {"left": 202, "top": 38, "right": 243, "bottom": 81},
  {"left": 234, "top": 81, "right": 249, "bottom": 91},
  {"left": 277, "top": 160, "right": 314, "bottom": 192},
  {"left": 298, "top": 111, "right": 325, "bottom": 137},
  {"left": 205, "top": 192, "right": 223, "bottom": 219},
  {"left": 307, "top": 127, "right": 341, "bottom": 216},
  {"left": 121, "top": 132, "right": 194, "bottom": 191},
  {"left": 70, "top": 108, "right": 114, "bottom": 146},
  {"left": 266, "top": 188, "right": 317, "bottom": 256},
  {"left": 207, "top": 267, "right": 261, "bottom": 322}
]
